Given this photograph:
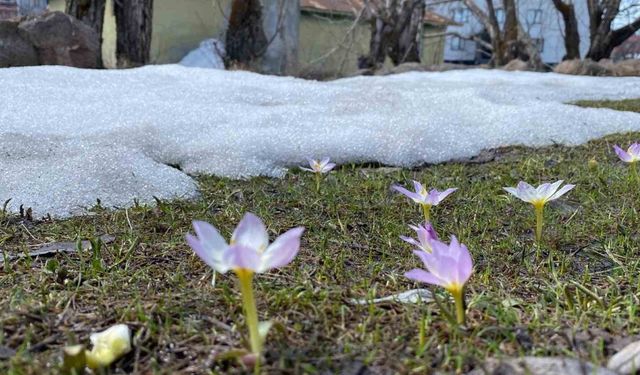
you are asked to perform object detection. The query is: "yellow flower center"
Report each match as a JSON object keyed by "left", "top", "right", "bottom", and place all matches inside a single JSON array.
[{"left": 531, "top": 200, "right": 546, "bottom": 209}]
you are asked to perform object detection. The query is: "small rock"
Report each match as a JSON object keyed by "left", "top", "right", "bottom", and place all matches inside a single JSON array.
[
  {"left": 467, "top": 357, "right": 617, "bottom": 375},
  {"left": 0, "top": 345, "right": 16, "bottom": 359},
  {"left": 608, "top": 340, "right": 640, "bottom": 374}
]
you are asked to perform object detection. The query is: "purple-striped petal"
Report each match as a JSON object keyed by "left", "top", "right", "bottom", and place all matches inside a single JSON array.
[
  {"left": 405, "top": 269, "right": 443, "bottom": 287},
  {"left": 456, "top": 243, "right": 473, "bottom": 284},
  {"left": 535, "top": 182, "right": 551, "bottom": 196},
  {"left": 426, "top": 189, "right": 440, "bottom": 205},
  {"left": 435, "top": 188, "right": 458, "bottom": 204},
  {"left": 412, "top": 180, "right": 424, "bottom": 195},
  {"left": 231, "top": 213, "right": 269, "bottom": 252},
  {"left": 186, "top": 234, "right": 228, "bottom": 273},
  {"left": 615, "top": 145, "right": 633, "bottom": 162},
  {"left": 400, "top": 235, "right": 421, "bottom": 248},
  {"left": 629, "top": 143, "right": 640, "bottom": 157},
  {"left": 543, "top": 180, "right": 564, "bottom": 200},
  {"left": 393, "top": 185, "right": 422, "bottom": 202},
  {"left": 193, "top": 221, "right": 227, "bottom": 252},
  {"left": 186, "top": 221, "right": 229, "bottom": 273},
  {"left": 549, "top": 184, "right": 575, "bottom": 201},
  {"left": 516, "top": 181, "right": 537, "bottom": 202},
  {"left": 260, "top": 227, "right": 305, "bottom": 272},
  {"left": 503, "top": 186, "right": 520, "bottom": 199},
  {"left": 321, "top": 163, "right": 336, "bottom": 173},
  {"left": 223, "top": 245, "right": 262, "bottom": 272}
]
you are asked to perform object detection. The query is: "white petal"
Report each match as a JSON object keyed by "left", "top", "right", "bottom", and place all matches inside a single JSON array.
[{"left": 231, "top": 213, "right": 269, "bottom": 251}]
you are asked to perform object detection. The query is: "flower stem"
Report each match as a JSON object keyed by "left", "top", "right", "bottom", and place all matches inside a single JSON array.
[
  {"left": 631, "top": 162, "right": 639, "bottom": 186},
  {"left": 534, "top": 204, "right": 544, "bottom": 246},
  {"left": 237, "top": 270, "right": 261, "bottom": 358},
  {"left": 421, "top": 204, "right": 431, "bottom": 223},
  {"left": 315, "top": 172, "right": 321, "bottom": 193},
  {"left": 451, "top": 288, "right": 466, "bottom": 326},
  {"left": 418, "top": 315, "right": 426, "bottom": 349}
]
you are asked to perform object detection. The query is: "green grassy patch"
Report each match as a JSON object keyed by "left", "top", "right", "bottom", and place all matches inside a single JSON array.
[
  {"left": 1, "top": 128, "right": 640, "bottom": 372},
  {"left": 574, "top": 98, "right": 640, "bottom": 113}
]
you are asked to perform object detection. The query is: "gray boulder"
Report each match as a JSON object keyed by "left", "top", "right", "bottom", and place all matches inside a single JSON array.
[
  {"left": 0, "top": 20, "right": 38, "bottom": 67},
  {"left": 17, "top": 11, "right": 100, "bottom": 68}
]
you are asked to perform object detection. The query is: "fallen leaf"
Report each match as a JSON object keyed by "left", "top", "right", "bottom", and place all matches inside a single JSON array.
[
  {"left": 608, "top": 340, "right": 640, "bottom": 375},
  {"left": 349, "top": 289, "right": 433, "bottom": 305},
  {"left": 467, "top": 357, "right": 617, "bottom": 375},
  {"left": 0, "top": 235, "right": 115, "bottom": 264}
]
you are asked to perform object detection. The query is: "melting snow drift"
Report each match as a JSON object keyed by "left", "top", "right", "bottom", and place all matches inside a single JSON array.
[{"left": 2, "top": 65, "right": 640, "bottom": 218}]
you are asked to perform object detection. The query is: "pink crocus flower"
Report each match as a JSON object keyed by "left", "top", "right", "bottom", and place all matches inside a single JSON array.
[
  {"left": 614, "top": 143, "right": 640, "bottom": 163},
  {"left": 405, "top": 235, "right": 472, "bottom": 325},
  {"left": 393, "top": 180, "right": 457, "bottom": 222},
  {"left": 400, "top": 222, "right": 439, "bottom": 253},
  {"left": 301, "top": 157, "right": 336, "bottom": 174},
  {"left": 186, "top": 213, "right": 304, "bottom": 274},
  {"left": 503, "top": 181, "right": 575, "bottom": 245},
  {"left": 186, "top": 213, "right": 304, "bottom": 367},
  {"left": 614, "top": 143, "right": 640, "bottom": 184},
  {"left": 301, "top": 157, "right": 336, "bottom": 192}
]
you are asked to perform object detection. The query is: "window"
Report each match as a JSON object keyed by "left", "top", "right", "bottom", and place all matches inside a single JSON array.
[
  {"left": 527, "top": 9, "right": 542, "bottom": 24},
  {"left": 532, "top": 38, "right": 544, "bottom": 52},
  {"left": 495, "top": 9, "right": 505, "bottom": 24},
  {"left": 452, "top": 8, "right": 470, "bottom": 23},
  {"left": 450, "top": 37, "right": 465, "bottom": 51}
]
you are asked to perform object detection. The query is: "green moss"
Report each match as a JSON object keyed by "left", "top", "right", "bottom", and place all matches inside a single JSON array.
[{"left": 574, "top": 98, "right": 640, "bottom": 113}]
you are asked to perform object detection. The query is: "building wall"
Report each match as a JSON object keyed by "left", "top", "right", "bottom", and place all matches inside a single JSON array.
[
  {"left": 422, "top": 27, "right": 447, "bottom": 66},
  {"left": 298, "top": 12, "right": 370, "bottom": 77},
  {"left": 0, "top": 0, "right": 18, "bottom": 20},
  {"left": 430, "top": 0, "right": 591, "bottom": 64},
  {"left": 17, "top": 0, "right": 46, "bottom": 16}
]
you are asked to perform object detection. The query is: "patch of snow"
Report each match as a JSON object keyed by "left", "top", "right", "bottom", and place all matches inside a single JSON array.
[
  {"left": 1, "top": 66, "right": 640, "bottom": 217},
  {"left": 179, "top": 39, "right": 225, "bottom": 70}
]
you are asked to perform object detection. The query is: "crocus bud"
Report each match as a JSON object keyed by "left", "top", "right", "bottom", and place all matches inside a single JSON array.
[
  {"left": 85, "top": 324, "right": 132, "bottom": 369},
  {"left": 62, "top": 344, "right": 86, "bottom": 374}
]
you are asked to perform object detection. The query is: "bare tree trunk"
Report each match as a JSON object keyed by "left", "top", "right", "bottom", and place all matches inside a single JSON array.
[
  {"left": 65, "top": 0, "right": 106, "bottom": 67},
  {"left": 225, "top": 0, "right": 267, "bottom": 70},
  {"left": 66, "top": 0, "right": 106, "bottom": 35},
  {"left": 462, "top": 0, "right": 517, "bottom": 66},
  {"left": 114, "top": 0, "right": 154, "bottom": 68},
  {"left": 551, "top": 0, "right": 580, "bottom": 60},
  {"left": 586, "top": 0, "right": 640, "bottom": 61},
  {"left": 363, "top": 0, "right": 425, "bottom": 69},
  {"left": 390, "top": 0, "right": 425, "bottom": 65}
]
